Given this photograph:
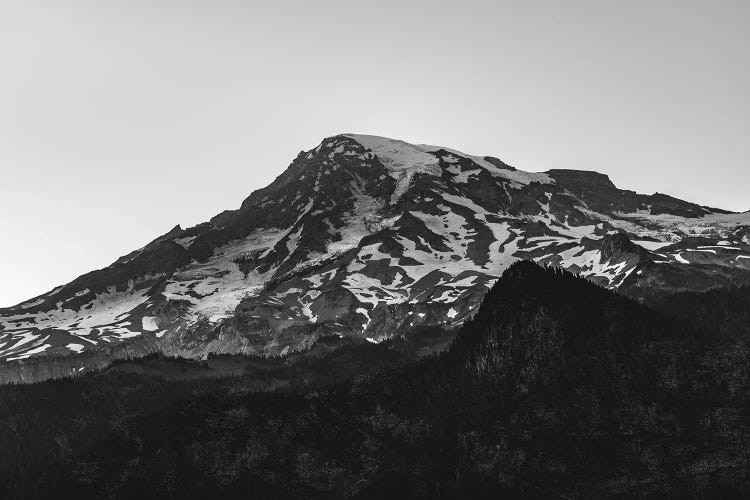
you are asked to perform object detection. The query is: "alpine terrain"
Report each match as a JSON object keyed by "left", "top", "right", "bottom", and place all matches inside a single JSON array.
[{"left": 2, "top": 134, "right": 750, "bottom": 382}]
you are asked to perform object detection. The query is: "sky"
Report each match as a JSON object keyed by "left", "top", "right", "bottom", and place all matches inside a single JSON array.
[{"left": 0, "top": 0, "right": 748, "bottom": 306}]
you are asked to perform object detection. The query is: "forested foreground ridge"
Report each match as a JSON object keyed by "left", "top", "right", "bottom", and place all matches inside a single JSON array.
[{"left": 2, "top": 261, "right": 750, "bottom": 498}]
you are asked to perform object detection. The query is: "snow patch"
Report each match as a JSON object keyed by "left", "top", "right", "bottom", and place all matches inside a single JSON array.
[
  {"left": 174, "top": 236, "right": 197, "bottom": 249},
  {"left": 141, "top": 316, "right": 159, "bottom": 332},
  {"left": 66, "top": 343, "right": 85, "bottom": 353},
  {"left": 674, "top": 253, "right": 690, "bottom": 264}
]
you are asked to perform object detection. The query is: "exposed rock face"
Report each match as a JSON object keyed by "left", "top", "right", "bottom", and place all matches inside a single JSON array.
[
  {"left": 546, "top": 169, "right": 720, "bottom": 217},
  {"left": 2, "top": 133, "right": 750, "bottom": 382}
]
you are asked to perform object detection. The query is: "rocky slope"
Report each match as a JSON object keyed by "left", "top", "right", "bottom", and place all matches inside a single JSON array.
[{"left": 1, "top": 133, "right": 749, "bottom": 381}]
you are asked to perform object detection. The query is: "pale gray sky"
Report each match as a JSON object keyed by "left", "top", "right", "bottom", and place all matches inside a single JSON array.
[{"left": 1, "top": 0, "right": 748, "bottom": 306}]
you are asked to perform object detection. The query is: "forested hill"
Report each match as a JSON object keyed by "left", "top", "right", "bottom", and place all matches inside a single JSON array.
[{"left": 2, "top": 261, "right": 750, "bottom": 498}]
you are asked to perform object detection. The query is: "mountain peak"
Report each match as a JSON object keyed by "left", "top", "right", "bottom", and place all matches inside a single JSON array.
[
  {"left": 343, "top": 133, "right": 552, "bottom": 194},
  {"left": 2, "top": 133, "right": 750, "bottom": 381}
]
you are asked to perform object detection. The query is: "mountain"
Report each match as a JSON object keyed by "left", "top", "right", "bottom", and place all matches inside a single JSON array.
[
  {"left": 2, "top": 134, "right": 750, "bottom": 382},
  {"left": 3, "top": 262, "right": 750, "bottom": 498}
]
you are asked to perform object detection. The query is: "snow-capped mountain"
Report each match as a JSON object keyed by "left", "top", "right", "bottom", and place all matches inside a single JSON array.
[{"left": 2, "top": 134, "right": 750, "bottom": 382}]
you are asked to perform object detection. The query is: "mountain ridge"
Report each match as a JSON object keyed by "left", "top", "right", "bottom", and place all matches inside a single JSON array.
[{"left": 2, "top": 133, "right": 749, "bottom": 382}]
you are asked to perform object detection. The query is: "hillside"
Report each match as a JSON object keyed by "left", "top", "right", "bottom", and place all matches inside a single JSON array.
[{"left": 2, "top": 262, "right": 750, "bottom": 497}]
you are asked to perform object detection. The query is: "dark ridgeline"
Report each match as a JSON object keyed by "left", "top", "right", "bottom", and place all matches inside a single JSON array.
[{"left": 1, "top": 261, "right": 750, "bottom": 498}]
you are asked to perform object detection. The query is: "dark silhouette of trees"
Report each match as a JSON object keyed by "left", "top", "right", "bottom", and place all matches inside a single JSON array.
[{"left": 1, "top": 261, "right": 750, "bottom": 498}]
